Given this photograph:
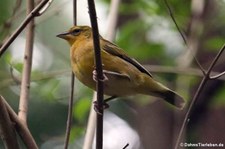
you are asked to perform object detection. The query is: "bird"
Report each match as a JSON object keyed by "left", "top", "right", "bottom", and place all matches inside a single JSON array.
[{"left": 57, "top": 25, "right": 185, "bottom": 109}]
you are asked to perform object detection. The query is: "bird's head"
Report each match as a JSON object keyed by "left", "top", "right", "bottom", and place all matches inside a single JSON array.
[{"left": 57, "top": 26, "right": 92, "bottom": 45}]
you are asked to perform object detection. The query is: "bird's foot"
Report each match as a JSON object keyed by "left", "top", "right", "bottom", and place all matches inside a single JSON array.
[
  {"left": 93, "top": 101, "right": 109, "bottom": 115},
  {"left": 92, "top": 69, "right": 108, "bottom": 82},
  {"left": 105, "top": 96, "right": 117, "bottom": 102}
]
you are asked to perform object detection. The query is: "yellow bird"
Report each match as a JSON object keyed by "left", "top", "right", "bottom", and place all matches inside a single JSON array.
[{"left": 57, "top": 26, "right": 185, "bottom": 109}]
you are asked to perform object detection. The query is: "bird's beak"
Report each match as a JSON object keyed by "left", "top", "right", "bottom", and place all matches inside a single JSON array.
[{"left": 56, "top": 31, "right": 70, "bottom": 39}]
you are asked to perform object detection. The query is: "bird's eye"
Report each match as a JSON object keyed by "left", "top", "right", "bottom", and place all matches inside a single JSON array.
[{"left": 71, "top": 29, "right": 81, "bottom": 36}]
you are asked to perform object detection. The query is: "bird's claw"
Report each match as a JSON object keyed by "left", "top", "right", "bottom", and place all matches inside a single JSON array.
[
  {"left": 93, "top": 69, "right": 108, "bottom": 82},
  {"left": 93, "top": 101, "right": 109, "bottom": 115}
]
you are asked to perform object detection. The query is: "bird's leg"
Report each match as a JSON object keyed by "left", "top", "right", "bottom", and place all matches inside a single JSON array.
[
  {"left": 92, "top": 66, "right": 117, "bottom": 114},
  {"left": 92, "top": 66, "right": 108, "bottom": 82},
  {"left": 92, "top": 66, "right": 107, "bottom": 115},
  {"left": 93, "top": 96, "right": 117, "bottom": 115},
  {"left": 105, "top": 95, "right": 117, "bottom": 103},
  {"left": 93, "top": 101, "right": 109, "bottom": 115}
]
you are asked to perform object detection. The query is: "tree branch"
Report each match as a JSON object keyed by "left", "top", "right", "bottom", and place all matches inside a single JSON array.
[
  {"left": 144, "top": 65, "right": 225, "bottom": 80},
  {"left": 83, "top": 0, "right": 120, "bottom": 148},
  {"left": 64, "top": 73, "right": 75, "bottom": 149},
  {"left": 0, "top": 0, "right": 51, "bottom": 58},
  {"left": 175, "top": 44, "right": 225, "bottom": 149},
  {"left": 18, "top": 0, "right": 35, "bottom": 124},
  {"left": 210, "top": 71, "right": 225, "bottom": 80},
  {"left": 64, "top": 0, "right": 77, "bottom": 148},
  {"left": 1, "top": 96, "right": 38, "bottom": 149},
  {"left": 87, "top": 0, "right": 105, "bottom": 148},
  {"left": 0, "top": 96, "right": 20, "bottom": 149}
]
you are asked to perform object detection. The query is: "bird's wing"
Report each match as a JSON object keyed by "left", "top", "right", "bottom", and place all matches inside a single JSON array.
[
  {"left": 102, "top": 39, "right": 153, "bottom": 78},
  {"left": 103, "top": 70, "right": 131, "bottom": 81}
]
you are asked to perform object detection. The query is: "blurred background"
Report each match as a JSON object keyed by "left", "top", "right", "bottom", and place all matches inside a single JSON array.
[{"left": 0, "top": 0, "right": 225, "bottom": 148}]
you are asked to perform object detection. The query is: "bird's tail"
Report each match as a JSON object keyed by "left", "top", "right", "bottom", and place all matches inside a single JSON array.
[
  {"left": 156, "top": 89, "right": 185, "bottom": 109},
  {"left": 140, "top": 76, "right": 186, "bottom": 109}
]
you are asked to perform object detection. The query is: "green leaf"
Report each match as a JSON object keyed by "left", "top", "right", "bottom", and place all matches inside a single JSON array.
[
  {"left": 73, "top": 98, "right": 91, "bottom": 123},
  {"left": 204, "top": 37, "right": 225, "bottom": 51},
  {"left": 70, "top": 126, "right": 85, "bottom": 141},
  {"left": 39, "top": 79, "right": 60, "bottom": 101},
  {"left": 11, "top": 62, "right": 23, "bottom": 73}
]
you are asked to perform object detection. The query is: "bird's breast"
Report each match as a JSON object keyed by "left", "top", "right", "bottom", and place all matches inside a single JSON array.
[{"left": 70, "top": 45, "right": 96, "bottom": 89}]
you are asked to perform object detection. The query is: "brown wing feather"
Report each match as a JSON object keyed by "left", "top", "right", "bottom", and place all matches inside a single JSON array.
[{"left": 102, "top": 39, "right": 153, "bottom": 78}]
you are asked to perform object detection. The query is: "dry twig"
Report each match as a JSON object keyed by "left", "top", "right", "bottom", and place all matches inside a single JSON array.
[{"left": 64, "top": 0, "right": 77, "bottom": 148}]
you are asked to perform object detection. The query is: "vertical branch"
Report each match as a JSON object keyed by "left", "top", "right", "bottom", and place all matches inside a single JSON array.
[
  {"left": 87, "top": 0, "right": 105, "bottom": 149},
  {"left": 64, "top": 73, "right": 75, "bottom": 149},
  {"left": 0, "top": 96, "right": 19, "bottom": 149},
  {"left": 83, "top": 0, "right": 120, "bottom": 148},
  {"left": 64, "top": 0, "right": 77, "bottom": 148},
  {"left": 18, "top": 0, "right": 35, "bottom": 124},
  {"left": 73, "top": 0, "right": 77, "bottom": 25}
]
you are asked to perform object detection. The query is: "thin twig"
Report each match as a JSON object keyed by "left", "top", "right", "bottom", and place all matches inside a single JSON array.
[
  {"left": 175, "top": 44, "right": 225, "bottom": 149},
  {"left": 1, "top": 96, "right": 38, "bottom": 149},
  {"left": 37, "top": 0, "right": 53, "bottom": 15},
  {"left": 64, "top": 73, "right": 75, "bottom": 149},
  {"left": 210, "top": 71, "right": 225, "bottom": 80},
  {"left": 164, "top": 0, "right": 205, "bottom": 75},
  {"left": 18, "top": 0, "right": 35, "bottom": 124},
  {"left": 87, "top": 0, "right": 105, "bottom": 148},
  {"left": 36, "top": 0, "right": 70, "bottom": 25},
  {"left": 0, "top": 96, "right": 20, "bottom": 149},
  {"left": 64, "top": 0, "right": 77, "bottom": 148},
  {"left": 73, "top": 0, "right": 77, "bottom": 25},
  {"left": 208, "top": 44, "right": 225, "bottom": 77},
  {"left": 146, "top": 65, "right": 225, "bottom": 80},
  {"left": 164, "top": 0, "right": 187, "bottom": 45},
  {"left": 122, "top": 143, "right": 129, "bottom": 149},
  {"left": 0, "top": 0, "right": 50, "bottom": 57}
]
